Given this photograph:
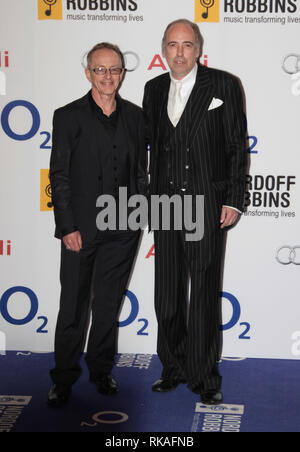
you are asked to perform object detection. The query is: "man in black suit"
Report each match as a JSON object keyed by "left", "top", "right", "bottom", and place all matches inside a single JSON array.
[
  {"left": 143, "top": 19, "right": 246, "bottom": 405},
  {"left": 48, "top": 43, "right": 147, "bottom": 406}
]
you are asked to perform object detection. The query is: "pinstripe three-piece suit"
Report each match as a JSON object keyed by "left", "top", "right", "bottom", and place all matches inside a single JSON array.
[{"left": 143, "top": 64, "right": 247, "bottom": 391}]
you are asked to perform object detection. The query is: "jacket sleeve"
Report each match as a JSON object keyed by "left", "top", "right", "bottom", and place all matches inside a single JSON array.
[
  {"left": 49, "top": 108, "right": 77, "bottom": 237},
  {"left": 142, "top": 81, "right": 152, "bottom": 149},
  {"left": 222, "top": 76, "right": 247, "bottom": 212},
  {"left": 136, "top": 111, "right": 149, "bottom": 196}
]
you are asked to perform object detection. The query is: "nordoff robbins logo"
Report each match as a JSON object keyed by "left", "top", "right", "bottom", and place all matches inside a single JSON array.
[{"left": 276, "top": 246, "right": 300, "bottom": 265}]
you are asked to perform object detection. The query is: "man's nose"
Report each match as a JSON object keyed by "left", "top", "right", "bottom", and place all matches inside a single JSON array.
[{"left": 176, "top": 45, "right": 184, "bottom": 57}]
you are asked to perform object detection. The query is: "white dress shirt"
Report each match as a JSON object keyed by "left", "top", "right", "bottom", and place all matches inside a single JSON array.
[
  {"left": 167, "top": 64, "right": 241, "bottom": 215},
  {"left": 168, "top": 64, "right": 198, "bottom": 128}
]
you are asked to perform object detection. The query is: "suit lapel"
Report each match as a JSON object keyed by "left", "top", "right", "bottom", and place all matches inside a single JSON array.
[
  {"left": 73, "top": 92, "right": 101, "bottom": 168},
  {"left": 155, "top": 66, "right": 215, "bottom": 145},
  {"left": 188, "top": 65, "right": 214, "bottom": 144},
  {"left": 118, "top": 99, "right": 134, "bottom": 157},
  {"left": 156, "top": 75, "right": 171, "bottom": 141}
]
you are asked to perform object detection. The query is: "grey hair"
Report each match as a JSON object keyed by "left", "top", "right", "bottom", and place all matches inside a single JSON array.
[
  {"left": 87, "top": 42, "right": 125, "bottom": 69},
  {"left": 162, "top": 19, "right": 203, "bottom": 53}
]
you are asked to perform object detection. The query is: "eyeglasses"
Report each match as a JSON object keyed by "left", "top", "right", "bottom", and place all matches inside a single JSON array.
[{"left": 89, "top": 67, "right": 124, "bottom": 76}]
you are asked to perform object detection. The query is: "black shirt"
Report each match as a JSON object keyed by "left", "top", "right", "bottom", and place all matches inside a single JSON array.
[{"left": 89, "top": 91, "right": 120, "bottom": 140}]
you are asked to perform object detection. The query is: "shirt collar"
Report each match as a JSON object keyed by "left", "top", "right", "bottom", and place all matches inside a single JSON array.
[
  {"left": 89, "top": 90, "right": 121, "bottom": 117},
  {"left": 170, "top": 64, "right": 198, "bottom": 87}
]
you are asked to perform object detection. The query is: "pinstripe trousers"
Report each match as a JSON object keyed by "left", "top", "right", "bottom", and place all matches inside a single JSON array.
[{"left": 154, "top": 227, "right": 224, "bottom": 392}]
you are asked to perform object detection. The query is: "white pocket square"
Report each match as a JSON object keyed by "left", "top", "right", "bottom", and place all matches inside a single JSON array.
[{"left": 208, "top": 98, "right": 224, "bottom": 111}]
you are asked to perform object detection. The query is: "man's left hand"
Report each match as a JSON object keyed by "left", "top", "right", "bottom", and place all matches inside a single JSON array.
[{"left": 220, "top": 207, "right": 239, "bottom": 229}]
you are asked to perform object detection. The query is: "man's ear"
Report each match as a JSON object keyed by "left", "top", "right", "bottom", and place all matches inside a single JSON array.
[
  {"left": 85, "top": 68, "right": 92, "bottom": 83},
  {"left": 120, "top": 68, "right": 126, "bottom": 83}
]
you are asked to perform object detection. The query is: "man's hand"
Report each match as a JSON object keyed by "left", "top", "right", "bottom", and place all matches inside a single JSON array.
[
  {"left": 220, "top": 207, "right": 239, "bottom": 229},
  {"left": 63, "top": 231, "right": 82, "bottom": 253}
]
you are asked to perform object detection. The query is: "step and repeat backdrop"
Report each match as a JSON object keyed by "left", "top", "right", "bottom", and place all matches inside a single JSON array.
[{"left": 0, "top": 0, "right": 299, "bottom": 359}]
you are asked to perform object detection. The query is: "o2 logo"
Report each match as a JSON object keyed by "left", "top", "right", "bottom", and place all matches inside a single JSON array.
[
  {"left": 81, "top": 411, "right": 129, "bottom": 429},
  {"left": 118, "top": 290, "right": 149, "bottom": 336},
  {"left": 244, "top": 116, "right": 258, "bottom": 155},
  {"left": 248, "top": 136, "right": 258, "bottom": 155},
  {"left": 0, "top": 100, "right": 51, "bottom": 149},
  {"left": 0, "top": 286, "right": 48, "bottom": 333},
  {"left": 221, "top": 292, "right": 251, "bottom": 340}
]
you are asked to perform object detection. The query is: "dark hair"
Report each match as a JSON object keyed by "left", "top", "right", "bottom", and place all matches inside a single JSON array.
[
  {"left": 87, "top": 42, "right": 125, "bottom": 69},
  {"left": 162, "top": 19, "right": 203, "bottom": 53}
]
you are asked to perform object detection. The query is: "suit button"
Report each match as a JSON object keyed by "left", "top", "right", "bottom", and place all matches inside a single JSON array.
[{"left": 181, "top": 182, "right": 188, "bottom": 191}]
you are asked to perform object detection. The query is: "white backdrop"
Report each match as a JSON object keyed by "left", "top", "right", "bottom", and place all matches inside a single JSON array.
[{"left": 0, "top": 0, "right": 299, "bottom": 359}]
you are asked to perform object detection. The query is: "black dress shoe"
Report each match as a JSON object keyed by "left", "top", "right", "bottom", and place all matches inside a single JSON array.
[
  {"left": 47, "top": 384, "right": 71, "bottom": 407},
  {"left": 91, "top": 374, "right": 118, "bottom": 395},
  {"left": 152, "top": 377, "right": 185, "bottom": 393},
  {"left": 188, "top": 384, "right": 203, "bottom": 395},
  {"left": 200, "top": 391, "right": 223, "bottom": 406}
]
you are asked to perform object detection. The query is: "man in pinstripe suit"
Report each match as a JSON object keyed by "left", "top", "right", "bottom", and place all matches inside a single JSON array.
[{"left": 143, "top": 19, "right": 247, "bottom": 405}]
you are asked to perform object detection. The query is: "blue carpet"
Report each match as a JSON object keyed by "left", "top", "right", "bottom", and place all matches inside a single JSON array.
[{"left": 0, "top": 352, "right": 300, "bottom": 433}]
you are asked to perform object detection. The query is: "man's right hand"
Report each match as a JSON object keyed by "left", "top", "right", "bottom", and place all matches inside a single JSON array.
[{"left": 63, "top": 231, "right": 82, "bottom": 253}]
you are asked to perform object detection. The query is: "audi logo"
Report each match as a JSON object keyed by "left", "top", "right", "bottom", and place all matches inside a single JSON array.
[
  {"left": 123, "top": 52, "right": 140, "bottom": 73},
  {"left": 276, "top": 246, "right": 300, "bottom": 265},
  {"left": 81, "top": 51, "right": 140, "bottom": 72},
  {"left": 282, "top": 54, "right": 300, "bottom": 75}
]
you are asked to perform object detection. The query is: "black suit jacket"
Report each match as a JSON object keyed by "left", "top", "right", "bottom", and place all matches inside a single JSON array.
[
  {"left": 143, "top": 64, "right": 247, "bottom": 214},
  {"left": 50, "top": 91, "right": 147, "bottom": 242}
]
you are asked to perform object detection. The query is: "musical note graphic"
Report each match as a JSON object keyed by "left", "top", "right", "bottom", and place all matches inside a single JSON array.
[
  {"left": 200, "top": 0, "right": 215, "bottom": 19},
  {"left": 40, "top": 170, "right": 53, "bottom": 211},
  {"left": 45, "top": 183, "right": 53, "bottom": 209},
  {"left": 44, "top": 0, "right": 57, "bottom": 17}
]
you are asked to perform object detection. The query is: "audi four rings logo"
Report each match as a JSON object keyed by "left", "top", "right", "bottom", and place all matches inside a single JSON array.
[
  {"left": 123, "top": 52, "right": 140, "bottom": 72},
  {"left": 81, "top": 51, "right": 140, "bottom": 72},
  {"left": 276, "top": 246, "right": 300, "bottom": 265},
  {"left": 282, "top": 54, "right": 300, "bottom": 75}
]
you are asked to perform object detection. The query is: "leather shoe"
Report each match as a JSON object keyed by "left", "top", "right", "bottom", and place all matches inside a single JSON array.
[
  {"left": 91, "top": 374, "right": 118, "bottom": 395},
  {"left": 200, "top": 391, "right": 223, "bottom": 406},
  {"left": 152, "top": 377, "right": 185, "bottom": 393},
  {"left": 47, "top": 384, "right": 71, "bottom": 407}
]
